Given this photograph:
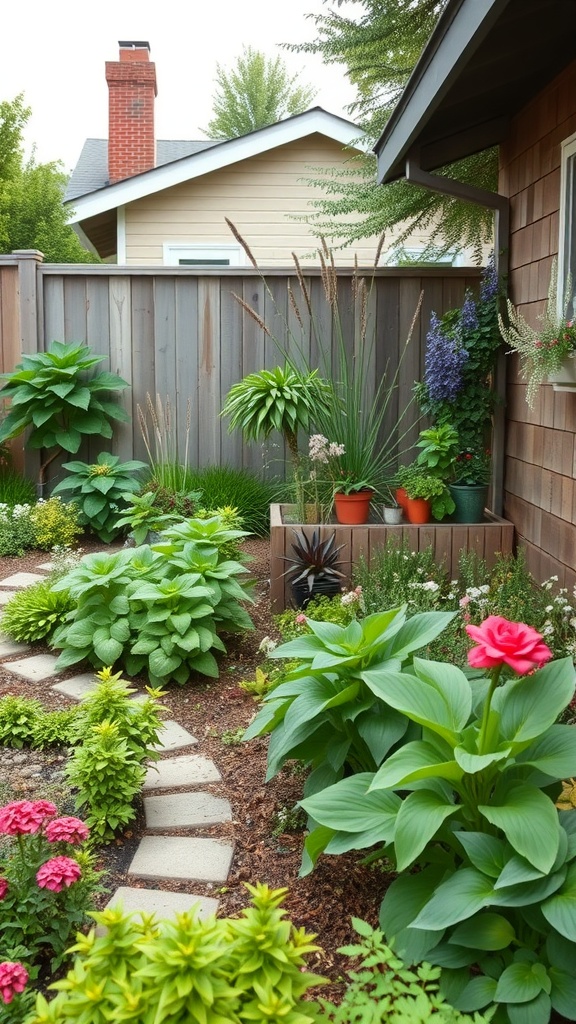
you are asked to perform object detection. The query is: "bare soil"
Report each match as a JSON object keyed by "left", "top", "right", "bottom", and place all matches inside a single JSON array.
[{"left": 0, "top": 536, "right": 393, "bottom": 996}]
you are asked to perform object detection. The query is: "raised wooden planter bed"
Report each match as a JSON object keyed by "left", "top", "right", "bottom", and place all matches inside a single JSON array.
[{"left": 270, "top": 504, "right": 515, "bottom": 612}]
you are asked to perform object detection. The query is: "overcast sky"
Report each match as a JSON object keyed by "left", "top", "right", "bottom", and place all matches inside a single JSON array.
[{"left": 1, "top": 0, "right": 360, "bottom": 173}]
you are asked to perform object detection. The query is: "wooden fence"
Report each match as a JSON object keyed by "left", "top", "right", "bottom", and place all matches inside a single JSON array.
[{"left": 0, "top": 252, "right": 481, "bottom": 488}]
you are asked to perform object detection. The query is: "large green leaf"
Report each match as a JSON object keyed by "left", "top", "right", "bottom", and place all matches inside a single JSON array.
[
  {"left": 300, "top": 773, "right": 401, "bottom": 833},
  {"left": 478, "top": 783, "right": 560, "bottom": 873},
  {"left": 386, "top": 611, "right": 457, "bottom": 660},
  {"left": 491, "top": 869, "right": 567, "bottom": 908},
  {"left": 506, "top": 990, "right": 551, "bottom": 1024},
  {"left": 360, "top": 667, "right": 464, "bottom": 745},
  {"left": 454, "top": 975, "right": 498, "bottom": 1012},
  {"left": 412, "top": 868, "right": 495, "bottom": 930},
  {"left": 454, "top": 745, "right": 511, "bottom": 774},
  {"left": 355, "top": 708, "right": 409, "bottom": 766},
  {"left": 449, "top": 912, "right": 516, "bottom": 951},
  {"left": 455, "top": 832, "right": 507, "bottom": 878},
  {"left": 514, "top": 725, "right": 576, "bottom": 779},
  {"left": 496, "top": 657, "right": 576, "bottom": 744},
  {"left": 93, "top": 636, "right": 124, "bottom": 664},
  {"left": 394, "top": 790, "right": 459, "bottom": 871},
  {"left": 549, "top": 967, "right": 576, "bottom": 1020},
  {"left": 542, "top": 862, "right": 576, "bottom": 941},
  {"left": 379, "top": 867, "right": 446, "bottom": 962},
  {"left": 371, "top": 740, "right": 463, "bottom": 790},
  {"left": 495, "top": 961, "right": 551, "bottom": 1003}
]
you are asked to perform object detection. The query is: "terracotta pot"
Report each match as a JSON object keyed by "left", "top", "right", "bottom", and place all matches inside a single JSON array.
[
  {"left": 333, "top": 490, "right": 373, "bottom": 525},
  {"left": 395, "top": 487, "right": 409, "bottom": 511},
  {"left": 405, "top": 496, "right": 431, "bottom": 524}
]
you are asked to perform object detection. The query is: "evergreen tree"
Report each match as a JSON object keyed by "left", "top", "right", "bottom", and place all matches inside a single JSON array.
[
  {"left": 203, "top": 46, "right": 317, "bottom": 139},
  {"left": 0, "top": 95, "right": 99, "bottom": 264},
  {"left": 288, "top": 0, "right": 496, "bottom": 262}
]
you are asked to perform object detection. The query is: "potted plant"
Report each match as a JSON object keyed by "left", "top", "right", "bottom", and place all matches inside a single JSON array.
[
  {"left": 415, "top": 423, "right": 460, "bottom": 477},
  {"left": 281, "top": 528, "right": 345, "bottom": 608},
  {"left": 449, "top": 447, "right": 491, "bottom": 522},
  {"left": 382, "top": 484, "right": 403, "bottom": 524},
  {"left": 499, "top": 259, "right": 576, "bottom": 406},
  {"left": 403, "top": 473, "right": 453, "bottom": 524},
  {"left": 305, "top": 434, "right": 375, "bottom": 524}
]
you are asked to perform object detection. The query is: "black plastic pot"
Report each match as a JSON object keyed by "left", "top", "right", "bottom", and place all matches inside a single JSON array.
[{"left": 290, "top": 576, "right": 342, "bottom": 610}]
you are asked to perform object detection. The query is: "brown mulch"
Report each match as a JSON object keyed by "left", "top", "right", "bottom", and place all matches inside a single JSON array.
[{"left": 0, "top": 535, "right": 393, "bottom": 996}]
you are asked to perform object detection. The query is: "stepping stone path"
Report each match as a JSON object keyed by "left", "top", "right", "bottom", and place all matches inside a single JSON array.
[{"left": 0, "top": 560, "right": 235, "bottom": 922}]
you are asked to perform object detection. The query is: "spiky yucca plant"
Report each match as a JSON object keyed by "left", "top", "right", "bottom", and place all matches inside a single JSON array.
[{"left": 282, "top": 528, "right": 345, "bottom": 592}]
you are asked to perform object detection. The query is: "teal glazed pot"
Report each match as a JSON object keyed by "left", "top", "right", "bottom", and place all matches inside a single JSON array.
[{"left": 448, "top": 484, "right": 488, "bottom": 523}]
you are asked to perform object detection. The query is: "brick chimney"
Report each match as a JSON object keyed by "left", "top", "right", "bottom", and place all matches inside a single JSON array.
[{"left": 106, "top": 41, "right": 157, "bottom": 183}]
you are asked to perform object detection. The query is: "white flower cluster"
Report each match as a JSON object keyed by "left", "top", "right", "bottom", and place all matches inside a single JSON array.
[
  {"left": 258, "top": 636, "right": 277, "bottom": 656},
  {"left": 409, "top": 580, "right": 440, "bottom": 593},
  {"left": 308, "top": 434, "right": 345, "bottom": 464},
  {"left": 341, "top": 585, "right": 364, "bottom": 610}
]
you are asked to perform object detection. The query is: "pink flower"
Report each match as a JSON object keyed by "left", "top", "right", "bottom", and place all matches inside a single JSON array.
[
  {"left": 0, "top": 878, "right": 7, "bottom": 900},
  {"left": 45, "top": 816, "right": 89, "bottom": 844},
  {"left": 0, "top": 799, "right": 57, "bottom": 836},
  {"left": 466, "top": 616, "right": 552, "bottom": 674},
  {"left": 459, "top": 595, "right": 471, "bottom": 608},
  {"left": 0, "top": 962, "right": 28, "bottom": 1004},
  {"left": 36, "top": 856, "right": 82, "bottom": 892},
  {"left": 295, "top": 614, "right": 307, "bottom": 625}
]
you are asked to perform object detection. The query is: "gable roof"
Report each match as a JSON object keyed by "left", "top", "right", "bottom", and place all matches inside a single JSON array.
[
  {"left": 65, "top": 107, "right": 366, "bottom": 225},
  {"left": 374, "top": 0, "right": 576, "bottom": 184}
]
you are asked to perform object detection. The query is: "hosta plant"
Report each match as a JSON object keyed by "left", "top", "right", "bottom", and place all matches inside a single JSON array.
[
  {"left": 52, "top": 452, "right": 147, "bottom": 541},
  {"left": 0, "top": 341, "right": 129, "bottom": 484},
  {"left": 301, "top": 616, "right": 576, "bottom": 1024},
  {"left": 244, "top": 608, "right": 455, "bottom": 798}
]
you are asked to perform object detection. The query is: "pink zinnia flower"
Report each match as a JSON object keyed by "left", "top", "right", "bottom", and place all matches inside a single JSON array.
[
  {"left": 36, "top": 856, "right": 82, "bottom": 892},
  {"left": 0, "top": 878, "right": 7, "bottom": 900},
  {"left": 466, "top": 615, "right": 552, "bottom": 675},
  {"left": 0, "top": 962, "right": 28, "bottom": 1004},
  {"left": 0, "top": 799, "right": 57, "bottom": 836},
  {"left": 45, "top": 816, "right": 89, "bottom": 844}
]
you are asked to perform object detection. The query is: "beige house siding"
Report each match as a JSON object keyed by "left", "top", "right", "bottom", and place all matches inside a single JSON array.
[
  {"left": 123, "top": 135, "right": 462, "bottom": 267},
  {"left": 500, "top": 60, "right": 576, "bottom": 589}
]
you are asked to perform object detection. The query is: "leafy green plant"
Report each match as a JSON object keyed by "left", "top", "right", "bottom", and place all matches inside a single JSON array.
[
  {"left": 0, "top": 579, "right": 74, "bottom": 643},
  {"left": 244, "top": 607, "right": 454, "bottom": 797},
  {"left": 415, "top": 424, "right": 460, "bottom": 478},
  {"left": 404, "top": 472, "right": 455, "bottom": 520},
  {"left": 52, "top": 452, "right": 148, "bottom": 541},
  {"left": 353, "top": 542, "right": 452, "bottom": 617},
  {"left": 0, "top": 696, "right": 78, "bottom": 749},
  {"left": 318, "top": 918, "right": 494, "bottom": 1023},
  {"left": 301, "top": 619, "right": 576, "bottom": 1024},
  {"left": 67, "top": 666, "right": 165, "bottom": 763},
  {"left": 30, "top": 496, "right": 83, "bottom": 549},
  {"left": 113, "top": 489, "right": 181, "bottom": 544},
  {"left": 0, "top": 502, "right": 36, "bottom": 554},
  {"left": 0, "top": 341, "right": 130, "bottom": 485},
  {"left": 31, "top": 883, "right": 326, "bottom": 1023}
]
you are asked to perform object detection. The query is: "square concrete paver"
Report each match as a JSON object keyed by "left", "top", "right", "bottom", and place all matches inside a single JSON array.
[
  {"left": 0, "top": 639, "right": 30, "bottom": 658},
  {"left": 153, "top": 720, "right": 198, "bottom": 751},
  {"left": 52, "top": 673, "right": 98, "bottom": 701},
  {"left": 143, "top": 755, "right": 221, "bottom": 791},
  {"left": 0, "top": 591, "right": 15, "bottom": 606},
  {"left": 0, "top": 572, "right": 46, "bottom": 588},
  {"left": 5, "top": 654, "right": 60, "bottom": 681},
  {"left": 128, "top": 836, "right": 234, "bottom": 883},
  {"left": 144, "top": 792, "right": 231, "bottom": 831},
  {"left": 36, "top": 563, "right": 55, "bottom": 572},
  {"left": 104, "top": 887, "right": 219, "bottom": 920}
]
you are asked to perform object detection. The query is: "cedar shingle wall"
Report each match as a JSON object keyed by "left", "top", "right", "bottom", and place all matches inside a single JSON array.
[{"left": 500, "top": 61, "right": 576, "bottom": 588}]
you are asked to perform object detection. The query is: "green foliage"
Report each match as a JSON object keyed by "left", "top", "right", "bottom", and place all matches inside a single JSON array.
[
  {"left": 0, "top": 695, "right": 78, "bottom": 749},
  {"left": 0, "top": 502, "right": 36, "bottom": 554},
  {"left": 404, "top": 473, "right": 454, "bottom": 519},
  {"left": 51, "top": 518, "right": 255, "bottom": 686},
  {"left": 52, "top": 452, "right": 148, "bottom": 542},
  {"left": 0, "top": 342, "right": 129, "bottom": 468},
  {"left": 30, "top": 883, "right": 326, "bottom": 1023},
  {"left": 30, "top": 496, "right": 83, "bottom": 549},
  {"left": 301, "top": 650, "right": 576, "bottom": 1024},
  {"left": 0, "top": 578, "right": 74, "bottom": 643},
  {"left": 0, "top": 95, "right": 100, "bottom": 263},
  {"left": 353, "top": 541, "right": 452, "bottom": 617},
  {"left": 185, "top": 464, "right": 280, "bottom": 537},
  {"left": 222, "top": 365, "right": 332, "bottom": 467},
  {"left": 319, "top": 918, "right": 493, "bottom": 1023},
  {"left": 288, "top": 2, "right": 495, "bottom": 260},
  {"left": 0, "top": 465, "right": 36, "bottom": 505},
  {"left": 416, "top": 424, "right": 460, "bottom": 478},
  {"left": 204, "top": 45, "right": 317, "bottom": 139},
  {"left": 274, "top": 592, "right": 360, "bottom": 641},
  {"left": 113, "top": 488, "right": 182, "bottom": 544}
]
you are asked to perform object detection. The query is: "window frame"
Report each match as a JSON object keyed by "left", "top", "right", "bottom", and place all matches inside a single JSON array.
[
  {"left": 162, "top": 243, "right": 246, "bottom": 268},
  {"left": 558, "top": 130, "right": 576, "bottom": 316}
]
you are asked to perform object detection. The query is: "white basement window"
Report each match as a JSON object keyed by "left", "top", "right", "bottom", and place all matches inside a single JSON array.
[{"left": 163, "top": 244, "right": 245, "bottom": 267}]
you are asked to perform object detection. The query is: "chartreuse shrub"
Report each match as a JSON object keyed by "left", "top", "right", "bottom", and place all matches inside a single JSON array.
[
  {"left": 244, "top": 608, "right": 455, "bottom": 799},
  {"left": 300, "top": 617, "right": 576, "bottom": 1024},
  {"left": 51, "top": 517, "right": 254, "bottom": 685},
  {"left": 0, "top": 696, "right": 77, "bottom": 748},
  {"left": 0, "top": 496, "right": 81, "bottom": 556},
  {"left": 0, "top": 579, "right": 75, "bottom": 643},
  {"left": 29, "top": 883, "right": 326, "bottom": 1024}
]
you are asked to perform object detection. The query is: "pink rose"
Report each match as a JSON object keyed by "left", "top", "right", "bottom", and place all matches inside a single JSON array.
[
  {"left": 0, "top": 799, "right": 57, "bottom": 836},
  {"left": 45, "top": 816, "right": 89, "bottom": 844},
  {"left": 466, "top": 616, "right": 552, "bottom": 674},
  {"left": 0, "top": 962, "right": 28, "bottom": 1005},
  {"left": 36, "top": 856, "right": 82, "bottom": 892},
  {"left": 0, "top": 878, "right": 7, "bottom": 900}
]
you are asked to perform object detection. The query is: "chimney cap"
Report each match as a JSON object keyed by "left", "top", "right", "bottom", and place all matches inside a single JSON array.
[{"left": 118, "top": 40, "right": 151, "bottom": 51}]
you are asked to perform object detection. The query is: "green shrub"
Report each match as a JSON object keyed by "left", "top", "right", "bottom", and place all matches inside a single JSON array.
[
  {"left": 353, "top": 540, "right": 453, "bottom": 615},
  {"left": 185, "top": 464, "right": 280, "bottom": 536},
  {"left": 31, "top": 883, "right": 326, "bottom": 1023},
  {"left": 30, "top": 496, "right": 83, "bottom": 549},
  {"left": 0, "top": 502, "right": 36, "bottom": 554},
  {"left": 52, "top": 452, "right": 148, "bottom": 541},
  {"left": 0, "top": 695, "right": 78, "bottom": 749},
  {"left": 0, "top": 579, "right": 74, "bottom": 643}
]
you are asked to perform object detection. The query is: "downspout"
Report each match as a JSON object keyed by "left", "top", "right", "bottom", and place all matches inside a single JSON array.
[{"left": 405, "top": 151, "right": 509, "bottom": 517}]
